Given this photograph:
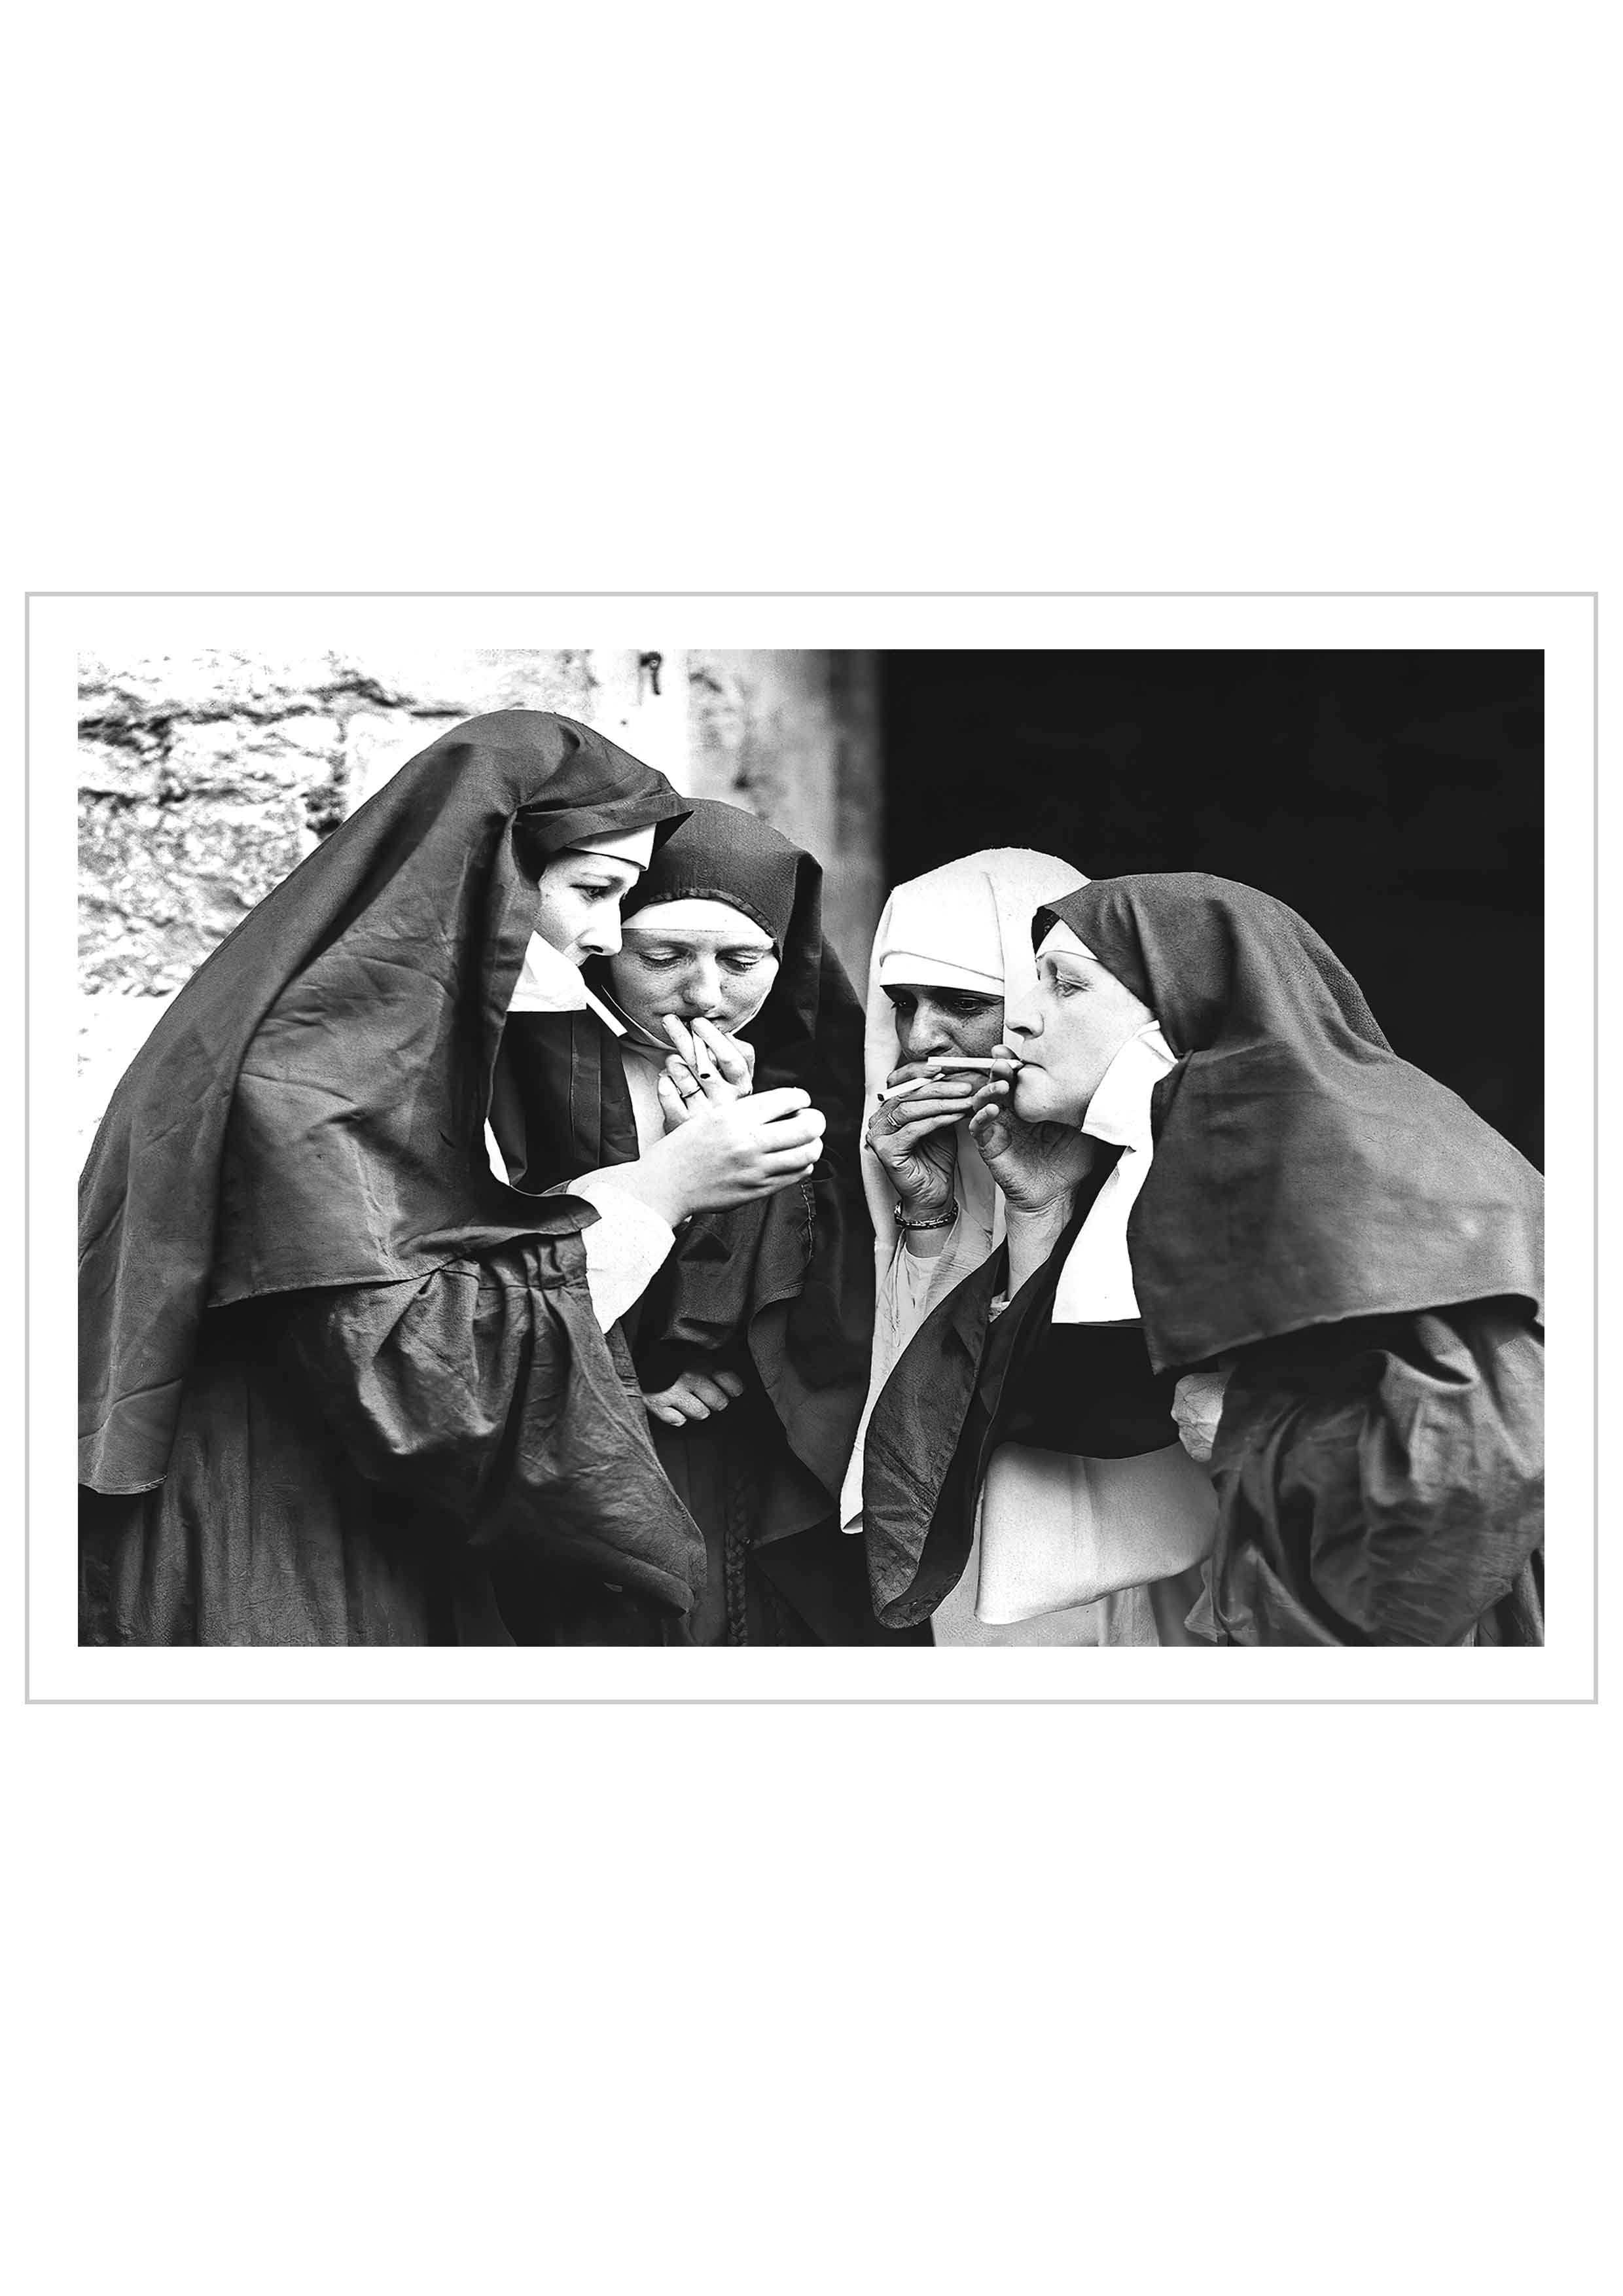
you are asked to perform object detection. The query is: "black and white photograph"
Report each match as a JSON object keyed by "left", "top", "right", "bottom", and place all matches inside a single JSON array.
[
  {"left": 55, "top": 620, "right": 1563, "bottom": 1670},
  {"left": 11, "top": 12, "right": 1615, "bottom": 2289}
]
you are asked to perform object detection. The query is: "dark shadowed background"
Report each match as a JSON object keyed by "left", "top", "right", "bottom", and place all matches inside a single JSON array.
[
  {"left": 77, "top": 647, "right": 1543, "bottom": 1171},
  {"left": 882, "top": 651, "right": 1543, "bottom": 1167}
]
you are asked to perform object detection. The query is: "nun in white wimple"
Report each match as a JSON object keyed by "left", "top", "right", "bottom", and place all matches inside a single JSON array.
[{"left": 837, "top": 847, "right": 1150, "bottom": 1647}]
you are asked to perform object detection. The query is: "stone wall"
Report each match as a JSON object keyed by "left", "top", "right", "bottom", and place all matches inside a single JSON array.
[{"left": 77, "top": 647, "right": 883, "bottom": 1153}]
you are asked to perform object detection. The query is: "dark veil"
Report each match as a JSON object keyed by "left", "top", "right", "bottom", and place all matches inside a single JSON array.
[
  {"left": 589, "top": 798, "right": 874, "bottom": 1513},
  {"left": 1035, "top": 872, "right": 1543, "bottom": 1373},
  {"left": 80, "top": 711, "right": 687, "bottom": 1495}
]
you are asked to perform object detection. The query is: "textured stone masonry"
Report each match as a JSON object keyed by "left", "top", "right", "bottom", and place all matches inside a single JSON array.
[{"left": 77, "top": 647, "right": 882, "bottom": 1155}]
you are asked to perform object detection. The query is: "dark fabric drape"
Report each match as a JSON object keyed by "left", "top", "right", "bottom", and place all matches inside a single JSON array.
[
  {"left": 1035, "top": 874, "right": 1543, "bottom": 1374},
  {"left": 861, "top": 874, "right": 1544, "bottom": 1646},
  {"left": 592, "top": 800, "right": 876, "bottom": 1532},
  {"left": 80, "top": 709, "right": 687, "bottom": 1496},
  {"left": 590, "top": 800, "right": 884, "bottom": 1641},
  {"left": 80, "top": 1243, "right": 704, "bottom": 1645},
  {"left": 863, "top": 1162, "right": 1123, "bottom": 1630},
  {"left": 861, "top": 1212, "right": 1543, "bottom": 1647},
  {"left": 487, "top": 1011, "right": 640, "bottom": 1194},
  {"left": 1206, "top": 1299, "right": 1544, "bottom": 1645},
  {"left": 619, "top": 795, "right": 804, "bottom": 945},
  {"left": 78, "top": 710, "right": 711, "bottom": 1648}
]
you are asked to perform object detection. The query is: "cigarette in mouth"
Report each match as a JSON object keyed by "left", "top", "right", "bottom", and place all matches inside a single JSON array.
[{"left": 877, "top": 1060, "right": 1018, "bottom": 1103}]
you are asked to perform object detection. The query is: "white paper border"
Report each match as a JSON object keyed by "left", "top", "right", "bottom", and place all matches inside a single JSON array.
[{"left": 31, "top": 590, "right": 1594, "bottom": 1701}]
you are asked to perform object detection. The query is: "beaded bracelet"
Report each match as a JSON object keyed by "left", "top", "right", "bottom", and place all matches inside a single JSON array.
[{"left": 894, "top": 1202, "right": 959, "bottom": 1231}]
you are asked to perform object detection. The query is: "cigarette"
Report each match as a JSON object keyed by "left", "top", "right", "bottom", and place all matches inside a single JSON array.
[{"left": 876, "top": 1061, "right": 1017, "bottom": 1103}]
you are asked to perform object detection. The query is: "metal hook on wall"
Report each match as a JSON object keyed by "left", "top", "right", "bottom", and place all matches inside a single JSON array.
[{"left": 637, "top": 651, "right": 664, "bottom": 699}]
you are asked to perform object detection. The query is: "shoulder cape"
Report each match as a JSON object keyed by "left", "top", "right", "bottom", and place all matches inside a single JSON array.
[
  {"left": 1035, "top": 873, "right": 1543, "bottom": 1374},
  {"left": 80, "top": 710, "right": 687, "bottom": 1493}
]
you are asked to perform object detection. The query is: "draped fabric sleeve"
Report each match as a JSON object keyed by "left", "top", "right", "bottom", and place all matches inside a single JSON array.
[
  {"left": 1205, "top": 1299, "right": 1543, "bottom": 1645},
  {"left": 838, "top": 1202, "right": 998, "bottom": 1532},
  {"left": 628, "top": 1126, "right": 878, "bottom": 1535},
  {"left": 276, "top": 1236, "right": 706, "bottom": 1614},
  {"left": 560, "top": 1174, "right": 675, "bottom": 1329}
]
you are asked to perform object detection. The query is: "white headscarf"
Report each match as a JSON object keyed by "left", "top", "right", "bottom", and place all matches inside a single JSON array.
[
  {"left": 840, "top": 848, "right": 1087, "bottom": 1533},
  {"left": 859, "top": 848, "right": 1090, "bottom": 1279},
  {"left": 568, "top": 823, "right": 658, "bottom": 870}
]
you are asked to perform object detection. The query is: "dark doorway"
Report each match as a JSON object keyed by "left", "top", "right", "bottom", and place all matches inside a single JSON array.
[{"left": 878, "top": 650, "right": 1543, "bottom": 1166}]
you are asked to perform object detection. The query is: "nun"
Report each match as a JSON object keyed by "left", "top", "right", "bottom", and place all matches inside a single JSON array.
[
  {"left": 861, "top": 874, "right": 1544, "bottom": 1647},
  {"left": 834, "top": 848, "right": 1165, "bottom": 1647},
  {"left": 586, "top": 797, "right": 904, "bottom": 1643},
  {"left": 79, "top": 712, "right": 827, "bottom": 1646}
]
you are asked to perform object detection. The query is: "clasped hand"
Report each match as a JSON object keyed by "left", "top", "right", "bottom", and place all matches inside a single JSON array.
[
  {"left": 643, "top": 1363, "right": 746, "bottom": 1429},
  {"left": 1171, "top": 1364, "right": 1234, "bottom": 1464},
  {"left": 864, "top": 1057, "right": 985, "bottom": 1219}
]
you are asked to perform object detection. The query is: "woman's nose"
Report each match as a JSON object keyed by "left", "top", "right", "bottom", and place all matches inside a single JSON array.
[
  {"left": 1004, "top": 984, "right": 1040, "bottom": 1039},
  {"left": 579, "top": 917, "right": 622, "bottom": 959},
  {"left": 679, "top": 960, "right": 724, "bottom": 1014}
]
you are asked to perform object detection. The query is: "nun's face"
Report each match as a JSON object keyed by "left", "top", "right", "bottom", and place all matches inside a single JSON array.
[
  {"left": 883, "top": 985, "right": 1005, "bottom": 1065},
  {"left": 533, "top": 851, "right": 646, "bottom": 965},
  {"left": 1007, "top": 944, "right": 1156, "bottom": 1122},
  {"left": 609, "top": 900, "right": 781, "bottom": 1038}
]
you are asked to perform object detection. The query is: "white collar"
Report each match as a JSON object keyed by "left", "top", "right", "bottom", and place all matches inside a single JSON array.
[
  {"left": 1050, "top": 1024, "right": 1175, "bottom": 1324},
  {"left": 1080, "top": 1023, "right": 1175, "bottom": 1153},
  {"left": 507, "top": 932, "right": 625, "bottom": 1033}
]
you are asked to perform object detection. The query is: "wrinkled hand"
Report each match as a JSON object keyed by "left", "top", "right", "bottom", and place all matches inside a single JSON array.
[
  {"left": 1171, "top": 1365, "right": 1233, "bottom": 1464},
  {"left": 965, "top": 1054, "right": 1099, "bottom": 1217},
  {"left": 644, "top": 1365, "right": 746, "bottom": 1429},
  {"left": 863, "top": 1058, "right": 982, "bottom": 1219},
  {"left": 660, "top": 1015, "right": 756, "bottom": 1124}
]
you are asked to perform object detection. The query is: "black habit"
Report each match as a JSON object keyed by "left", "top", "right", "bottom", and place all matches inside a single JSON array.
[
  {"left": 863, "top": 873, "right": 1543, "bottom": 1646},
  {"left": 592, "top": 799, "right": 921, "bottom": 1643},
  {"left": 79, "top": 710, "right": 704, "bottom": 1645}
]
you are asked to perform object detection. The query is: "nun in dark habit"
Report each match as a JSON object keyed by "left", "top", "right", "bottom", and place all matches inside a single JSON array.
[
  {"left": 862, "top": 874, "right": 1544, "bottom": 1647},
  {"left": 588, "top": 798, "right": 917, "bottom": 1643},
  {"left": 79, "top": 712, "right": 829, "bottom": 1646}
]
